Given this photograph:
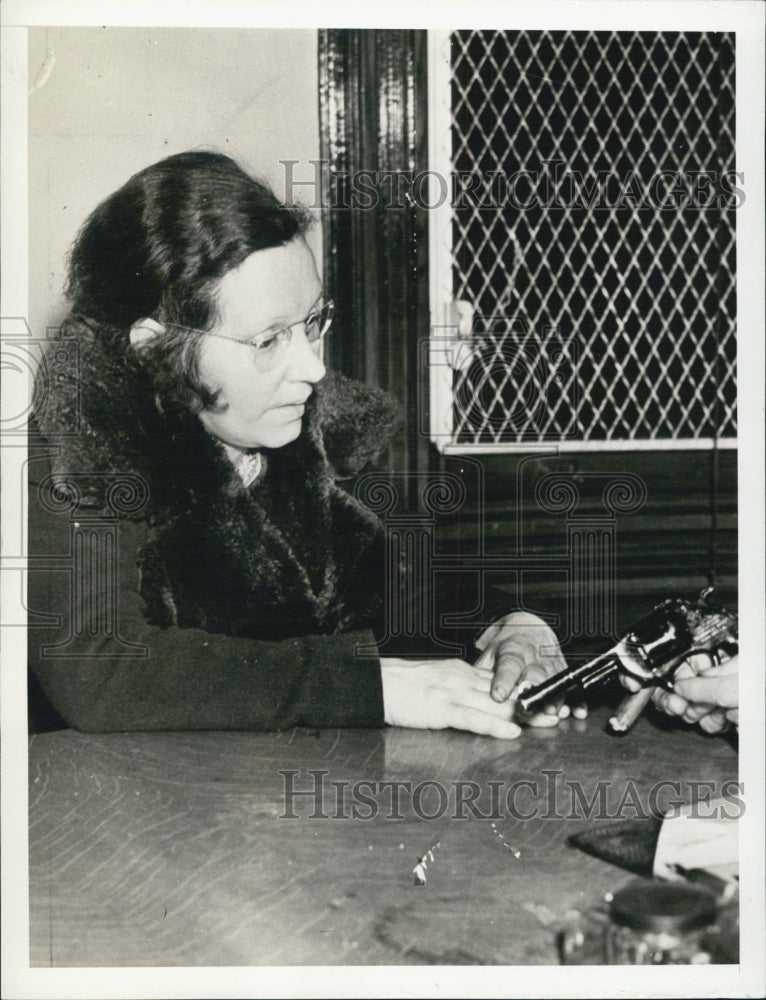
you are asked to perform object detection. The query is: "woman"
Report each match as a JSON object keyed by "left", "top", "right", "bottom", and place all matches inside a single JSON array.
[{"left": 28, "top": 151, "right": 567, "bottom": 736}]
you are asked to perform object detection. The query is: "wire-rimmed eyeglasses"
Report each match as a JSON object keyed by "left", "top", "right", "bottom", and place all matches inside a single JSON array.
[{"left": 163, "top": 298, "right": 333, "bottom": 372}]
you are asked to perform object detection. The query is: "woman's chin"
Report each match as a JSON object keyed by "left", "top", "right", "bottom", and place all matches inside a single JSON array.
[{"left": 259, "top": 419, "right": 303, "bottom": 450}]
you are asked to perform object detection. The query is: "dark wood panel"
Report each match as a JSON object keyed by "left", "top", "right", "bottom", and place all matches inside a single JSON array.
[
  {"left": 319, "top": 29, "right": 431, "bottom": 495},
  {"left": 434, "top": 449, "right": 737, "bottom": 598},
  {"left": 421, "top": 448, "right": 738, "bottom": 655}
]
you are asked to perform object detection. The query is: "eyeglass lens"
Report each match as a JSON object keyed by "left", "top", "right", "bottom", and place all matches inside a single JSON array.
[{"left": 305, "top": 300, "right": 334, "bottom": 342}]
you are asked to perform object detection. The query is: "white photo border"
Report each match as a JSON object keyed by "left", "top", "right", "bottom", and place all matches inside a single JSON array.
[{"left": 2, "top": 2, "right": 764, "bottom": 998}]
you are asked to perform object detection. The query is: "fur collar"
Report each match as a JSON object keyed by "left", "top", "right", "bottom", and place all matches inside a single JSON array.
[{"left": 35, "top": 317, "right": 402, "bottom": 639}]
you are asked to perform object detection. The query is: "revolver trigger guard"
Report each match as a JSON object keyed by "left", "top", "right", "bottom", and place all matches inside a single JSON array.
[
  {"left": 652, "top": 648, "right": 720, "bottom": 693},
  {"left": 687, "top": 647, "right": 721, "bottom": 670}
]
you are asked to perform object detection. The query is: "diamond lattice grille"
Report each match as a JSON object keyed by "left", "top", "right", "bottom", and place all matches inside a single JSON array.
[{"left": 446, "top": 30, "right": 736, "bottom": 446}]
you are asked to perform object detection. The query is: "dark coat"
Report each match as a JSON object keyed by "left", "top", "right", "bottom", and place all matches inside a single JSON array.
[{"left": 28, "top": 318, "right": 401, "bottom": 732}]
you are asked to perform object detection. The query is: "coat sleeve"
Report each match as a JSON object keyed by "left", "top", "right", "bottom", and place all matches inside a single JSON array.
[{"left": 26, "top": 452, "right": 384, "bottom": 733}]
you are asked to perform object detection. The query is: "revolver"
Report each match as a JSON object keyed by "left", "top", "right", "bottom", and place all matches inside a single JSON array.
[{"left": 516, "top": 588, "right": 738, "bottom": 733}]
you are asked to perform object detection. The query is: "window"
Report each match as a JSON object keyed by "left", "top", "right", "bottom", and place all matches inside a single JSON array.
[{"left": 428, "top": 30, "right": 736, "bottom": 452}]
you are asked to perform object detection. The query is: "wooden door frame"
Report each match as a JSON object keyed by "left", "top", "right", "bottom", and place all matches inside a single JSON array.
[{"left": 318, "top": 29, "right": 431, "bottom": 484}]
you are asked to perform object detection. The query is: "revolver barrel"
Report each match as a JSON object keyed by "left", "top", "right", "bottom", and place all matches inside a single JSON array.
[
  {"left": 514, "top": 590, "right": 737, "bottom": 733},
  {"left": 516, "top": 650, "right": 618, "bottom": 713}
]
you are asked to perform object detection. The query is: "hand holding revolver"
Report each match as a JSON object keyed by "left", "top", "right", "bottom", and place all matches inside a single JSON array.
[
  {"left": 621, "top": 651, "right": 739, "bottom": 733},
  {"left": 515, "top": 589, "right": 738, "bottom": 734}
]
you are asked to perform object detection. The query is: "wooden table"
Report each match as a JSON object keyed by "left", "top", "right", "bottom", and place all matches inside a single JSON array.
[{"left": 28, "top": 705, "right": 738, "bottom": 967}]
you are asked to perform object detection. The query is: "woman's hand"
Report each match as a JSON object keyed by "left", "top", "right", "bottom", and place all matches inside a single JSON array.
[
  {"left": 380, "top": 657, "right": 521, "bottom": 739},
  {"left": 620, "top": 653, "right": 739, "bottom": 733},
  {"left": 473, "top": 611, "right": 579, "bottom": 727}
]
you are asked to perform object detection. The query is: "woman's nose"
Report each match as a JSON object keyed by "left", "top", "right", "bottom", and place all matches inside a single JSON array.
[{"left": 287, "top": 327, "right": 326, "bottom": 384}]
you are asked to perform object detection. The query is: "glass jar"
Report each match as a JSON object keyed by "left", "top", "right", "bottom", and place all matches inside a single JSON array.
[
  {"left": 559, "top": 878, "right": 727, "bottom": 965},
  {"left": 605, "top": 881, "right": 717, "bottom": 964}
]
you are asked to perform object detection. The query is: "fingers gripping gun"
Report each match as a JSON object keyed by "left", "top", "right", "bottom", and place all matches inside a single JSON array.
[{"left": 516, "top": 589, "right": 738, "bottom": 734}]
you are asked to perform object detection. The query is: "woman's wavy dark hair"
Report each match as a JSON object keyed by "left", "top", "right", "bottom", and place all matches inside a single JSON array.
[{"left": 65, "top": 150, "right": 313, "bottom": 412}]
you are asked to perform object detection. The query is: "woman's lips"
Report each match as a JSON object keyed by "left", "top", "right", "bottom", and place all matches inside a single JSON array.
[
  {"left": 273, "top": 390, "right": 311, "bottom": 417},
  {"left": 275, "top": 401, "right": 306, "bottom": 418},
  {"left": 277, "top": 392, "right": 311, "bottom": 409}
]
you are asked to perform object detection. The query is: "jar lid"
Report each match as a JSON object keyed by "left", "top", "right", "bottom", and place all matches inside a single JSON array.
[{"left": 609, "top": 880, "right": 717, "bottom": 934}]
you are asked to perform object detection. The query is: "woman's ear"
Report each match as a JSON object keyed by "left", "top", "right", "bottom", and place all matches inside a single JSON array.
[{"left": 129, "top": 318, "right": 165, "bottom": 350}]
